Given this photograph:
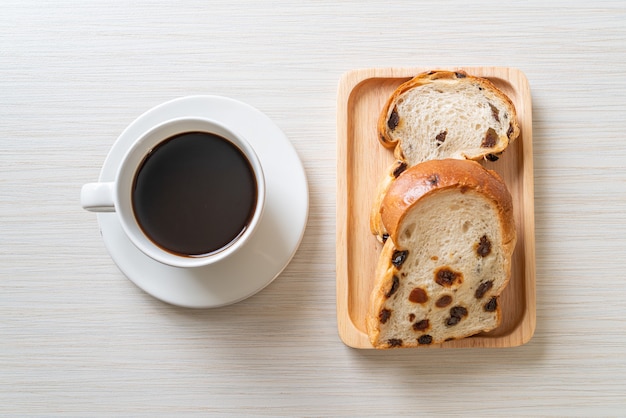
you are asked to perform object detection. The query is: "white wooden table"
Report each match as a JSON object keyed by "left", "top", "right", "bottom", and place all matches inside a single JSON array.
[{"left": 2, "top": 1, "right": 625, "bottom": 415}]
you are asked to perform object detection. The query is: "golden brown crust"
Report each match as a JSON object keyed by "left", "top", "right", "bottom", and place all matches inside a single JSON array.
[
  {"left": 365, "top": 238, "right": 397, "bottom": 345},
  {"left": 377, "top": 70, "right": 520, "bottom": 153},
  {"left": 380, "top": 159, "right": 516, "bottom": 250},
  {"left": 369, "top": 160, "right": 408, "bottom": 239}
]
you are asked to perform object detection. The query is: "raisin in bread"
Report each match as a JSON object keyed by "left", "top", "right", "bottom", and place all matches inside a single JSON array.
[
  {"left": 366, "top": 159, "right": 516, "bottom": 349},
  {"left": 370, "top": 70, "right": 520, "bottom": 240}
]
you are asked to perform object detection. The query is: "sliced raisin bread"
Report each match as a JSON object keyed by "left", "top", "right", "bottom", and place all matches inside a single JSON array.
[
  {"left": 370, "top": 70, "right": 520, "bottom": 240},
  {"left": 366, "top": 159, "right": 516, "bottom": 348},
  {"left": 378, "top": 70, "right": 519, "bottom": 164}
]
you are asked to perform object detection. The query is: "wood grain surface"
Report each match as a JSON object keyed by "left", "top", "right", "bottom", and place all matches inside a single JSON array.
[
  {"left": 1, "top": 0, "right": 626, "bottom": 416},
  {"left": 336, "top": 67, "right": 536, "bottom": 349}
]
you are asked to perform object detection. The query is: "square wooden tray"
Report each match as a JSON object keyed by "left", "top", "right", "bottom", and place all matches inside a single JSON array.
[{"left": 336, "top": 67, "right": 536, "bottom": 349}]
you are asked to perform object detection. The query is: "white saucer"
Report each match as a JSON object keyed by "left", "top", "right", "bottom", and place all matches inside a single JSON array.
[{"left": 95, "top": 96, "right": 308, "bottom": 308}]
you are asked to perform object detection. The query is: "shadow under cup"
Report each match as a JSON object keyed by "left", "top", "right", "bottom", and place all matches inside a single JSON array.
[{"left": 117, "top": 118, "right": 265, "bottom": 267}]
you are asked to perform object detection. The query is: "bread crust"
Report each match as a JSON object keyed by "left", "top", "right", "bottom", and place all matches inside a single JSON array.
[
  {"left": 380, "top": 159, "right": 515, "bottom": 251},
  {"left": 365, "top": 238, "right": 397, "bottom": 345},
  {"left": 369, "top": 160, "right": 406, "bottom": 240}
]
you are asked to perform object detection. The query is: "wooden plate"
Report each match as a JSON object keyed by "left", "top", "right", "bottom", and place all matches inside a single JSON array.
[{"left": 336, "top": 67, "right": 536, "bottom": 349}]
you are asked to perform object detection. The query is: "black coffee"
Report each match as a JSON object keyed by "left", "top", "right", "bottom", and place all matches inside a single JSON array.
[{"left": 132, "top": 131, "right": 257, "bottom": 256}]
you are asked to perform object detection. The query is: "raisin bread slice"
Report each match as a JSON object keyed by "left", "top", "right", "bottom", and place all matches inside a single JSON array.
[
  {"left": 378, "top": 70, "right": 519, "bottom": 164},
  {"left": 366, "top": 159, "right": 516, "bottom": 349},
  {"left": 370, "top": 70, "right": 520, "bottom": 240}
]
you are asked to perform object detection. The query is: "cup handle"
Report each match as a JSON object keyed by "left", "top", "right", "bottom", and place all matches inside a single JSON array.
[{"left": 81, "top": 182, "right": 116, "bottom": 212}]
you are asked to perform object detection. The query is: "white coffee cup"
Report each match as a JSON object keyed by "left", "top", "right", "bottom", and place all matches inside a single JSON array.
[{"left": 81, "top": 117, "right": 265, "bottom": 268}]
